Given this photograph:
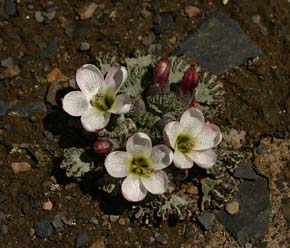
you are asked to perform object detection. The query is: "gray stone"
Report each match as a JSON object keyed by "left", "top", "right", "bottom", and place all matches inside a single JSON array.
[
  {"left": 75, "top": 231, "right": 90, "bottom": 248},
  {"left": 0, "top": 195, "right": 8, "bottom": 203},
  {"left": 233, "top": 163, "right": 258, "bottom": 180},
  {"left": 197, "top": 211, "right": 215, "bottom": 230},
  {"left": 217, "top": 176, "right": 270, "bottom": 245},
  {"left": 44, "top": 130, "right": 54, "bottom": 141},
  {"left": 35, "top": 11, "right": 44, "bottom": 23},
  {"left": 39, "top": 37, "right": 57, "bottom": 59},
  {"left": 52, "top": 214, "right": 65, "bottom": 232},
  {"left": 142, "top": 32, "right": 156, "bottom": 47},
  {"left": 9, "top": 101, "right": 46, "bottom": 114},
  {"left": 89, "top": 217, "right": 99, "bottom": 227},
  {"left": 153, "top": 14, "right": 174, "bottom": 34},
  {"left": 281, "top": 198, "right": 290, "bottom": 224},
  {"left": 79, "top": 42, "right": 90, "bottom": 51},
  {"left": 154, "top": 232, "right": 167, "bottom": 245},
  {"left": 0, "top": 211, "right": 7, "bottom": 223},
  {"left": 5, "top": 0, "right": 17, "bottom": 17},
  {"left": 0, "top": 101, "right": 11, "bottom": 116},
  {"left": 1, "top": 57, "right": 13, "bottom": 67},
  {"left": 172, "top": 12, "right": 261, "bottom": 74},
  {"left": 0, "top": 225, "right": 8, "bottom": 234},
  {"left": 34, "top": 220, "right": 53, "bottom": 238}
]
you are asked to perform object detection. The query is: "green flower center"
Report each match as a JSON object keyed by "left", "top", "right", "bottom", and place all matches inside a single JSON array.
[
  {"left": 91, "top": 94, "right": 114, "bottom": 112},
  {"left": 176, "top": 134, "right": 194, "bottom": 154},
  {"left": 129, "top": 156, "right": 151, "bottom": 176}
]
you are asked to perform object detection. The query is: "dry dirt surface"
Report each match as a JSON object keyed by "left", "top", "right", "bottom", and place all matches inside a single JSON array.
[{"left": 0, "top": 0, "right": 289, "bottom": 248}]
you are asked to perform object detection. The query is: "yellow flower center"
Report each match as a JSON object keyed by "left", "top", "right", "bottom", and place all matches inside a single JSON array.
[
  {"left": 176, "top": 134, "right": 194, "bottom": 154},
  {"left": 129, "top": 156, "right": 151, "bottom": 176},
  {"left": 91, "top": 94, "right": 114, "bottom": 112}
]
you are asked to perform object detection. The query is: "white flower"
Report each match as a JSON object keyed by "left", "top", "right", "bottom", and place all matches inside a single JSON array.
[
  {"left": 105, "top": 132, "right": 173, "bottom": 202},
  {"left": 164, "top": 108, "right": 222, "bottom": 169},
  {"left": 62, "top": 64, "right": 132, "bottom": 132}
]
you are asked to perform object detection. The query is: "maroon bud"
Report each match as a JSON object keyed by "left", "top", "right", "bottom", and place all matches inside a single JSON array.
[
  {"left": 93, "top": 139, "right": 113, "bottom": 156},
  {"left": 181, "top": 66, "right": 198, "bottom": 95},
  {"left": 153, "top": 58, "right": 171, "bottom": 86}
]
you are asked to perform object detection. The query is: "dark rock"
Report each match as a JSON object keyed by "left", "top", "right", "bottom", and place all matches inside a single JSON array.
[
  {"left": 153, "top": 14, "right": 174, "bottom": 34},
  {"left": 39, "top": 37, "right": 57, "bottom": 59},
  {"left": 234, "top": 163, "right": 258, "bottom": 180},
  {"left": 172, "top": 12, "right": 261, "bottom": 74},
  {"left": 0, "top": 195, "right": 8, "bottom": 203},
  {"left": 281, "top": 198, "right": 290, "bottom": 224},
  {"left": 44, "top": 130, "right": 54, "bottom": 141},
  {"left": 0, "top": 101, "right": 11, "bottom": 116},
  {"left": 5, "top": 0, "right": 17, "bottom": 17},
  {"left": 217, "top": 176, "right": 270, "bottom": 245},
  {"left": 34, "top": 220, "right": 53, "bottom": 238},
  {"left": 0, "top": 225, "right": 8, "bottom": 234},
  {"left": 52, "top": 214, "right": 65, "bottom": 232},
  {"left": 197, "top": 211, "right": 215, "bottom": 230},
  {"left": 9, "top": 101, "right": 46, "bottom": 114},
  {"left": 75, "top": 231, "right": 90, "bottom": 248},
  {"left": 253, "top": 144, "right": 267, "bottom": 154},
  {"left": 274, "top": 179, "right": 285, "bottom": 192},
  {"left": 1, "top": 57, "right": 14, "bottom": 67},
  {"left": 65, "top": 22, "right": 87, "bottom": 39}
]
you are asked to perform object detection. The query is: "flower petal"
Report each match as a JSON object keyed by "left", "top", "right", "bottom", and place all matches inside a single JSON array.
[
  {"left": 163, "top": 121, "right": 184, "bottom": 148},
  {"left": 187, "top": 149, "right": 217, "bottom": 169},
  {"left": 62, "top": 91, "right": 88, "bottom": 116},
  {"left": 141, "top": 170, "right": 168, "bottom": 195},
  {"left": 108, "top": 94, "right": 132, "bottom": 114},
  {"left": 121, "top": 175, "right": 147, "bottom": 202},
  {"left": 105, "top": 64, "right": 128, "bottom": 94},
  {"left": 180, "top": 108, "right": 204, "bottom": 136},
  {"left": 194, "top": 123, "right": 222, "bottom": 150},
  {"left": 126, "top": 132, "right": 152, "bottom": 157},
  {"left": 76, "top": 64, "right": 104, "bottom": 97},
  {"left": 105, "top": 151, "right": 131, "bottom": 178},
  {"left": 80, "top": 108, "right": 110, "bottom": 132},
  {"left": 150, "top": 145, "right": 173, "bottom": 170},
  {"left": 173, "top": 151, "right": 193, "bottom": 169}
]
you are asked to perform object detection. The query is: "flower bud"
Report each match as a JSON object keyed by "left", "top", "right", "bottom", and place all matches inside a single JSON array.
[
  {"left": 93, "top": 139, "right": 113, "bottom": 156},
  {"left": 181, "top": 66, "right": 198, "bottom": 95},
  {"left": 153, "top": 58, "right": 171, "bottom": 86}
]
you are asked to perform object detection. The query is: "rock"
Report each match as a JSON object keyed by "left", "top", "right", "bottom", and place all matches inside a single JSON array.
[
  {"left": 225, "top": 201, "right": 240, "bottom": 215},
  {"left": 42, "top": 200, "right": 53, "bottom": 210},
  {"left": 0, "top": 101, "right": 11, "bottom": 116},
  {"left": 34, "top": 220, "right": 53, "bottom": 238},
  {"left": 4, "top": 0, "right": 17, "bottom": 17},
  {"left": 0, "top": 65, "right": 21, "bottom": 80},
  {"left": 228, "top": 128, "right": 246, "bottom": 149},
  {"left": 142, "top": 32, "right": 156, "bottom": 47},
  {"left": 0, "top": 195, "right": 8, "bottom": 204},
  {"left": 79, "top": 42, "right": 91, "bottom": 52},
  {"left": 9, "top": 101, "right": 46, "bottom": 114},
  {"left": 184, "top": 5, "right": 201, "bottom": 18},
  {"left": 109, "top": 215, "right": 119, "bottom": 222},
  {"left": 172, "top": 12, "right": 261, "bottom": 74},
  {"left": 234, "top": 163, "right": 258, "bottom": 180},
  {"left": 197, "top": 211, "right": 215, "bottom": 230},
  {"left": 1, "top": 57, "right": 14, "bottom": 67},
  {"left": 0, "top": 225, "right": 8, "bottom": 235},
  {"left": 251, "top": 14, "right": 261, "bottom": 25},
  {"left": 90, "top": 238, "right": 105, "bottom": 248},
  {"left": 281, "top": 198, "right": 290, "bottom": 224},
  {"left": 78, "top": 3, "right": 97, "bottom": 20},
  {"left": 11, "top": 162, "right": 31, "bottom": 174},
  {"left": 39, "top": 37, "right": 57, "bottom": 59},
  {"left": 35, "top": 11, "right": 44, "bottom": 23},
  {"left": 76, "top": 231, "right": 90, "bottom": 248},
  {"left": 89, "top": 217, "right": 99, "bottom": 227},
  {"left": 43, "top": 130, "right": 54, "bottom": 141},
  {"left": 217, "top": 176, "right": 270, "bottom": 245},
  {"left": 47, "top": 68, "right": 68, "bottom": 82},
  {"left": 154, "top": 232, "right": 167, "bottom": 245},
  {"left": 65, "top": 22, "right": 87, "bottom": 39},
  {"left": 0, "top": 211, "right": 7, "bottom": 223},
  {"left": 52, "top": 214, "right": 65, "bottom": 232},
  {"left": 153, "top": 14, "right": 174, "bottom": 34}
]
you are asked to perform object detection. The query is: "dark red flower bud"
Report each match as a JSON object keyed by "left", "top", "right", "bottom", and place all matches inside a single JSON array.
[
  {"left": 93, "top": 139, "right": 113, "bottom": 156},
  {"left": 181, "top": 66, "right": 198, "bottom": 95},
  {"left": 153, "top": 58, "right": 171, "bottom": 86}
]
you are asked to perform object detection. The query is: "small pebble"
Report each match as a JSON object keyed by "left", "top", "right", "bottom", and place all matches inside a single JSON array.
[
  {"left": 251, "top": 14, "right": 261, "bottom": 25},
  {"left": 89, "top": 217, "right": 99, "bottom": 227},
  {"left": 11, "top": 162, "right": 31, "bottom": 174},
  {"left": 42, "top": 200, "right": 53, "bottom": 210},
  {"left": 34, "top": 220, "right": 53, "bottom": 238},
  {"left": 76, "top": 231, "right": 90, "bottom": 248},
  {"left": 109, "top": 215, "right": 119, "bottom": 223},
  {"left": 90, "top": 238, "right": 105, "bottom": 248},
  {"left": 0, "top": 225, "right": 8, "bottom": 235},
  {"left": 35, "top": 11, "right": 44, "bottom": 23},
  {"left": 225, "top": 201, "right": 240, "bottom": 215},
  {"left": 197, "top": 212, "right": 215, "bottom": 230},
  {"left": 1, "top": 57, "right": 14, "bottom": 68},
  {"left": 44, "top": 130, "right": 54, "bottom": 141},
  {"left": 154, "top": 232, "right": 167, "bottom": 245},
  {"left": 52, "top": 214, "right": 65, "bottom": 232},
  {"left": 78, "top": 3, "right": 97, "bottom": 20},
  {"left": 79, "top": 42, "right": 91, "bottom": 52},
  {"left": 184, "top": 5, "right": 201, "bottom": 18}
]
